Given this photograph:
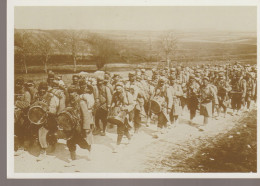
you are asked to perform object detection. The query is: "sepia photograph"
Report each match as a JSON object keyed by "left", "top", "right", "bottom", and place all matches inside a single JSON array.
[{"left": 7, "top": 2, "right": 258, "bottom": 178}]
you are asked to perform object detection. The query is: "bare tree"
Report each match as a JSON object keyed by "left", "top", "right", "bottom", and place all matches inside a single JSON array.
[
  {"left": 158, "top": 31, "right": 178, "bottom": 67},
  {"left": 63, "top": 30, "right": 85, "bottom": 72},
  {"left": 36, "top": 34, "right": 54, "bottom": 73},
  {"left": 88, "top": 33, "right": 118, "bottom": 69},
  {"left": 14, "top": 30, "right": 35, "bottom": 74}
]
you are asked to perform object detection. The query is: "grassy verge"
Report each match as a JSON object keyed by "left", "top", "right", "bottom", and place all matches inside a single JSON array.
[{"left": 182, "top": 110, "right": 257, "bottom": 172}]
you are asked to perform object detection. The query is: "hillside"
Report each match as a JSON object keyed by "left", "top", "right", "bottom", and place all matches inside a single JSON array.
[{"left": 14, "top": 29, "right": 257, "bottom": 73}]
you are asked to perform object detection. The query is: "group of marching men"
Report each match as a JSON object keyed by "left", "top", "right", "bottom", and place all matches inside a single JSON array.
[{"left": 14, "top": 62, "right": 257, "bottom": 160}]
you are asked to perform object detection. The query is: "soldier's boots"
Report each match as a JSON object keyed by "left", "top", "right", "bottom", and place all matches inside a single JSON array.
[
  {"left": 100, "top": 131, "right": 106, "bottom": 136},
  {"left": 146, "top": 118, "right": 150, "bottom": 127},
  {"left": 70, "top": 151, "right": 76, "bottom": 160},
  {"left": 36, "top": 149, "right": 46, "bottom": 161},
  {"left": 92, "top": 128, "right": 101, "bottom": 135},
  {"left": 87, "top": 144, "right": 92, "bottom": 152}
]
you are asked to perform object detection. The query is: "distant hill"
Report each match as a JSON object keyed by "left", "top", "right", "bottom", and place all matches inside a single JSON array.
[{"left": 14, "top": 29, "right": 257, "bottom": 73}]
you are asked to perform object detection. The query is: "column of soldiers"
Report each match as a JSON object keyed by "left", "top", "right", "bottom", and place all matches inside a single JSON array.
[{"left": 14, "top": 62, "right": 257, "bottom": 160}]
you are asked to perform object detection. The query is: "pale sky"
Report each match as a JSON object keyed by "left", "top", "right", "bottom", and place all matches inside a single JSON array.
[{"left": 14, "top": 6, "right": 256, "bottom": 32}]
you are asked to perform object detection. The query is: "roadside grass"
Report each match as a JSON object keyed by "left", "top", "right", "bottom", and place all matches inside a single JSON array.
[{"left": 177, "top": 110, "right": 257, "bottom": 172}]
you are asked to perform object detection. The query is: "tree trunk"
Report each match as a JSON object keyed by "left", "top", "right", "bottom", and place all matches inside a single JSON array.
[
  {"left": 44, "top": 58, "right": 48, "bottom": 74},
  {"left": 73, "top": 55, "right": 77, "bottom": 72},
  {"left": 24, "top": 62, "right": 28, "bottom": 74},
  {"left": 23, "top": 55, "right": 28, "bottom": 74}
]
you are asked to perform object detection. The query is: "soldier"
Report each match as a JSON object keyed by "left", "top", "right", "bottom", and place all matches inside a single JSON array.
[
  {"left": 93, "top": 78, "right": 112, "bottom": 136},
  {"left": 14, "top": 77, "right": 32, "bottom": 151},
  {"left": 141, "top": 69, "right": 148, "bottom": 80},
  {"left": 125, "top": 73, "right": 138, "bottom": 94},
  {"left": 200, "top": 77, "right": 219, "bottom": 125},
  {"left": 24, "top": 80, "right": 37, "bottom": 101},
  {"left": 135, "top": 75, "right": 149, "bottom": 118},
  {"left": 230, "top": 72, "right": 246, "bottom": 115},
  {"left": 59, "top": 86, "right": 92, "bottom": 160},
  {"left": 252, "top": 69, "right": 257, "bottom": 103},
  {"left": 78, "top": 79, "right": 95, "bottom": 134},
  {"left": 145, "top": 78, "right": 156, "bottom": 126},
  {"left": 111, "top": 74, "right": 121, "bottom": 90},
  {"left": 151, "top": 78, "right": 173, "bottom": 134},
  {"left": 244, "top": 72, "right": 255, "bottom": 111},
  {"left": 71, "top": 75, "right": 80, "bottom": 91},
  {"left": 57, "top": 74, "right": 65, "bottom": 87},
  {"left": 48, "top": 80, "right": 66, "bottom": 114},
  {"left": 169, "top": 68, "right": 176, "bottom": 79},
  {"left": 33, "top": 82, "right": 59, "bottom": 158},
  {"left": 128, "top": 84, "right": 146, "bottom": 134},
  {"left": 152, "top": 69, "right": 159, "bottom": 81},
  {"left": 125, "top": 73, "right": 139, "bottom": 128},
  {"left": 179, "top": 78, "right": 188, "bottom": 115},
  {"left": 187, "top": 75, "right": 200, "bottom": 122},
  {"left": 87, "top": 77, "right": 99, "bottom": 106},
  {"left": 168, "top": 76, "right": 183, "bottom": 124},
  {"left": 216, "top": 73, "right": 231, "bottom": 118},
  {"left": 47, "top": 72, "right": 55, "bottom": 88},
  {"left": 111, "top": 82, "right": 135, "bottom": 152},
  {"left": 104, "top": 72, "right": 114, "bottom": 95}
]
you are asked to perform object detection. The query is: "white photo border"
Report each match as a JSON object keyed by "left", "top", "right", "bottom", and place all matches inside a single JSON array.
[{"left": 7, "top": 0, "right": 260, "bottom": 179}]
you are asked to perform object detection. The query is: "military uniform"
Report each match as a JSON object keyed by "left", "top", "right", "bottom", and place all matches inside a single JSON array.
[
  {"left": 78, "top": 80, "right": 95, "bottom": 133},
  {"left": 187, "top": 76, "right": 200, "bottom": 121},
  {"left": 94, "top": 79, "right": 112, "bottom": 136},
  {"left": 111, "top": 83, "right": 134, "bottom": 147},
  {"left": 14, "top": 78, "right": 32, "bottom": 150},
  {"left": 216, "top": 75, "right": 231, "bottom": 117},
  {"left": 230, "top": 74, "right": 246, "bottom": 113},
  {"left": 168, "top": 76, "right": 183, "bottom": 124},
  {"left": 200, "top": 78, "right": 219, "bottom": 123},
  {"left": 151, "top": 78, "right": 173, "bottom": 129},
  {"left": 244, "top": 73, "right": 255, "bottom": 110},
  {"left": 63, "top": 86, "right": 91, "bottom": 160},
  {"left": 32, "top": 82, "right": 60, "bottom": 154},
  {"left": 48, "top": 81, "right": 66, "bottom": 114}
]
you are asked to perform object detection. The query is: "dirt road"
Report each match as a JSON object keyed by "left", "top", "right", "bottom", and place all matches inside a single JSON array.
[{"left": 14, "top": 105, "right": 257, "bottom": 173}]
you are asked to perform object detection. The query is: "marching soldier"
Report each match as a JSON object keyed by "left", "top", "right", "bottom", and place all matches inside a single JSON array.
[
  {"left": 104, "top": 72, "right": 114, "bottom": 95},
  {"left": 216, "top": 73, "right": 231, "bottom": 118},
  {"left": 187, "top": 75, "right": 200, "bottom": 122},
  {"left": 24, "top": 80, "right": 37, "bottom": 101},
  {"left": 168, "top": 76, "right": 183, "bottom": 124},
  {"left": 230, "top": 72, "right": 246, "bottom": 115},
  {"left": 48, "top": 80, "right": 66, "bottom": 114},
  {"left": 14, "top": 77, "right": 32, "bottom": 151},
  {"left": 33, "top": 82, "right": 60, "bottom": 159},
  {"left": 111, "top": 82, "right": 135, "bottom": 152},
  {"left": 58, "top": 86, "right": 92, "bottom": 160},
  {"left": 78, "top": 79, "right": 95, "bottom": 134},
  {"left": 128, "top": 84, "right": 146, "bottom": 134},
  {"left": 93, "top": 78, "right": 112, "bottom": 136},
  {"left": 200, "top": 77, "right": 219, "bottom": 125},
  {"left": 244, "top": 72, "right": 255, "bottom": 111},
  {"left": 146, "top": 78, "right": 156, "bottom": 126},
  {"left": 70, "top": 75, "right": 80, "bottom": 91},
  {"left": 57, "top": 74, "right": 65, "bottom": 87},
  {"left": 151, "top": 78, "right": 173, "bottom": 134},
  {"left": 111, "top": 74, "right": 121, "bottom": 90},
  {"left": 140, "top": 69, "right": 147, "bottom": 80},
  {"left": 47, "top": 72, "right": 55, "bottom": 88},
  {"left": 125, "top": 72, "right": 140, "bottom": 129}
]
